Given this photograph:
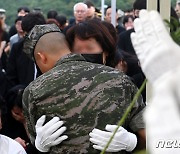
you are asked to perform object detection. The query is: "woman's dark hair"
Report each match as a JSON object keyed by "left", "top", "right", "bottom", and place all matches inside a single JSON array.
[
  {"left": 55, "top": 15, "right": 67, "bottom": 26},
  {"left": 15, "top": 16, "right": 23, "bottom": 24},
  {"left": 133, "top": 0, "right": 146, "bottom": 10},
  {"left": 105, "top": 6, "right": 117, "bottom": 14},
  {"left": 6, "top": 85, "right": 25, "bottom": 110},
  {"left": 66, "top": 19, "right": 116, "bottom": 67},
  {"left": 47, "top": 10, "right": 58, "bottom": 19},
  {"left": 84, "top": 0, "right": 94, "bottom": 8},
  {"left": 17, "top": 6, "right": 30, "bottom": 14},
  {"left": 101, "top": 21, "right": 117, "bottom": 44},
  {"left": 114, "top": 49, "right": 141, "bottom": 76},
  {"left": 21, "top": 12, "right": 46, "bottom": 33}
]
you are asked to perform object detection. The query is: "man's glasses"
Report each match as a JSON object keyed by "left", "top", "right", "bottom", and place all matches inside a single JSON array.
[{"left": 74, "top": 10, "right": 86, "bottom": 14}]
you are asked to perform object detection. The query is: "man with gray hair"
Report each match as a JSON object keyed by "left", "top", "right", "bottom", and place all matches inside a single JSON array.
[
  {"left": 63, "top": 2, "right": 88, "bottom": 34},
  {"left": 73, "top": 2, "right": 87, "bottom": 23}
]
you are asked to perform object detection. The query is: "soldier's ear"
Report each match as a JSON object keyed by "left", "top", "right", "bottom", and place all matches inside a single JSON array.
[{"left": 36, "top": 52, "right": 47, "bottom": 64}]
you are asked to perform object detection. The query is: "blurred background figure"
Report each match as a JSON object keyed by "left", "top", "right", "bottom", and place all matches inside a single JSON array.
[
  {"left": 73, "top": 2, "right": 87, "bottom": 24},
  {"left": 118, "top": 0, "right": 146, "bottom": 55},
  {"left": 63, "top": 2, "right": 88, "bottom": 34},
  {"left": 94, "top": 7, "right": 101, "bottom": 19},
  {"left": 84, "top": 0, "right": 95, "bottom": 19},
  {"left": 55, "top": 15, "right": 68, "bottom": 31},
  {"left": 0, "top": 85, "right": 39, "bottom": 153},
  {"left": 0, "top": 18, "right": 7, "bottom": 98},
  {"left": 175, "top": 0, "right": 180, "bottom": 21},
  {"left": 17, "top": 6, "right": 30, "bottom": 17},
  {"left": 47, "top": 10, "right": 58, "bottom": 19},
  {"left": 6, "top": 12, "right": 46, "bottom": 91},
  {"left": 10, "top": 16, "right": 24, "bottom": 48},
  {"left": 105, "top": 6, "right": 125, "bottom": 34},
  {"left": 101, "top": 21, "right": 118, "bottom": 44},
  {"left": 0, "top": 95, "right": 27, "bottom": 154},
  {"left": 122, "top": 15, "right": 134, "bottom": 30},
  {"left": 0, "top": 10, "right": 9, "bottom": 72},
  {"left": 105, "top": 6, "right": 114, "bottom": 23},
  {"left": 9, "top": 6, "right": 30, "bottom": 38},
  {"left": 32, "top": 8, "right": 42, "bottom": 14},
  {"left": 46, "top": 18, "right": 59, "bottom": 26},
  {"left": 124, "top": 8, "right": 134, "bottom": 16},
  {"left": 114, "top": 50, "right": 144, "bottom": 91},
  {"left": 0, "top": 8, "right": 9, "bottom": 32}
]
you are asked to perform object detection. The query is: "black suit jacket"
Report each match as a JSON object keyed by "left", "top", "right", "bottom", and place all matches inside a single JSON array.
[
  {"left": 6, "top": 39, "right": 35, "bottom": 89},
  {"left": 0, "top": 68, "right": 7, "bottom": 97},
  {"left": 117, "top": 28, "right": 135, "bottom": 55}
]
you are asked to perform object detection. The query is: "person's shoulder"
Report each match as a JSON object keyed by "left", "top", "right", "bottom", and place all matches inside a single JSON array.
[
  {"left": 12, "top": 39, "right": 24, "bottom": 48},
  {"left": 0, "top": 135, "right": 27, "bottom": 154},
  {"left": 10, "top": 39, "right": 24, "bottom": 56},
  {"left": 10, "top": 33, "right": 18, "bottom": 40},
  {"left": 89, "top": 64, "right": 134, "bottom": 84},
  {"left": 25, "top": 70, "right": 53, "bottom": 90},
  {"left": 23, "top": 70, "right": 61, "bottom": 102},
  {"left": 71, "top": 59, "right": 132, "bottom": 82},
  {"left": 116, "top": 24, "right": 126, "bottom": 34},
  {"left": 119, "top": 28, "right": 134, "bottom": 37},
  {"left": 63, "top": 23, "right": 76, "bottom": 34}
]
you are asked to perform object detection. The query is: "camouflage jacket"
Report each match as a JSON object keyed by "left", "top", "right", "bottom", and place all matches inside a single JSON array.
[{"left": 23, "top": 54, "right": 145, "bottom": 154}]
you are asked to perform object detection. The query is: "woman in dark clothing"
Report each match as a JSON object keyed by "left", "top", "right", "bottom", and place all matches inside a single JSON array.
[
  {"left": 0, "top": 19, "right": 8, "bottom": 98},
  {"left": 114, "top": 49, "right": 146, "bottom": 101},
  {"left": 1, "top": 85, "right": 40, "bottom": 154}
]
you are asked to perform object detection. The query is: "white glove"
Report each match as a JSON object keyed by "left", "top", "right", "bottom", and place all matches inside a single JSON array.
[
  {"left": 145, "top": 67, "right": 180, "bottom": 154},
  {"left": 130, "top": 10, "right": 180, "bottom": 154},
  {"left": 35, "top": 115, "right": 68, "bottom": 152},
  {"left": 131, "top": 10, "right": 180, "bottom": 85},
  {"left": 89, "top": 125, "right": 137, "bottom": 152}
]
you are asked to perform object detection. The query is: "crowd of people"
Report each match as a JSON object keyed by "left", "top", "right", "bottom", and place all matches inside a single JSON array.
[{"left": 0, "top": 0, "right": 179, "bottom": 153}]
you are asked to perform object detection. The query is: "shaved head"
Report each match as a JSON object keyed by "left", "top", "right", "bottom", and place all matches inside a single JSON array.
[
  {"left": 35, "top": 32, "right": 69, "bottom": 55},
  {"left": 34, "top": 32, "right": 71, "bottom": 73}
]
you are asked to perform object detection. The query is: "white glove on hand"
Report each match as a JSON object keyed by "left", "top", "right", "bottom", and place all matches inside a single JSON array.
[
  {"left": 145, "top": 67, "right": 180, "bottom": 154},
  {"left": 89, "top": 125, "right": 137, "bottom": 152},
  {"left": 35, "top": 115, "right": 68, "bottom": 152},
  {"left": 131, "top": 10, "right": 180, "bottom": 85}
]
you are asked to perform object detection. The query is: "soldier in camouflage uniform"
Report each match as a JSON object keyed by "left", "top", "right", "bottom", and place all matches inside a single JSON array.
[{"left": 22, "top": 24, "right": 145, "bottom": 154}]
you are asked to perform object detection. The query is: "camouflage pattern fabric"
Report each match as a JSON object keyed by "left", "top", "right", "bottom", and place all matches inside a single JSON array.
[{"left": 23, "top": 54, "right": 145, "bottom": 154}]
